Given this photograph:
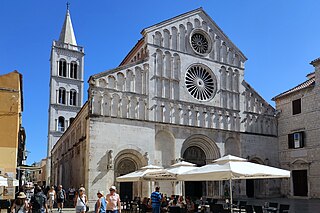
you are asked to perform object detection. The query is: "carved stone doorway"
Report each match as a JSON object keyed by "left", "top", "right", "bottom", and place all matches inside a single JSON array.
[{"left": 117, "top": 158, "right": 137, "bottom": 201}]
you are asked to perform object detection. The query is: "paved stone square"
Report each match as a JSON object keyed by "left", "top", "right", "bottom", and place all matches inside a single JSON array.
[{"left": 57, "top": 197, "right": 320, "bottom": 213}]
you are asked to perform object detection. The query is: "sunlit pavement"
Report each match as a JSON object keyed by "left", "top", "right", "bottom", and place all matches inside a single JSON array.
[
  {"left": 1, "top": 198, "right": 318, "bottom": 213},
  {"left": 53, "top": 198, "right": 320, "bottom": 213},
  {"left": 240, "top": 197, "right": 320, "bottom": 213},
  {"left": 62, "top": 198, "right": 320, "bottom": 213}
]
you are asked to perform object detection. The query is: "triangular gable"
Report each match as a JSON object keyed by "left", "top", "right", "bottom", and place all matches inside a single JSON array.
[
  {"left": 142, "top": 7, "right": 247, "bottom": 61},
  {"left": 89, "top": 59, "right": 147, "bottom": 82}
]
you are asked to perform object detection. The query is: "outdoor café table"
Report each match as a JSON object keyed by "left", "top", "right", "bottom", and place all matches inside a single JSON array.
[
  {"left": 198, "top": 204, "right": 210, "bottom": 213},
  {"left": 262, "top": 207, "right": 277, "bottom": 213}
]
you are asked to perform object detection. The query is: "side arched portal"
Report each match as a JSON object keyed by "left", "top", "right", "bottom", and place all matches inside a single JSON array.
[
  {"left": 114, "top": 149, "right": 147, "bottom": 200},
  {"left": 246, "top": 157, "right": 265, "bottom": 198}
]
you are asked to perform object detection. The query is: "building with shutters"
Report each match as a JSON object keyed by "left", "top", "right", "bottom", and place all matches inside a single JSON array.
[{"left": 273, "top": 59, "right": 320, "bottom": 198}]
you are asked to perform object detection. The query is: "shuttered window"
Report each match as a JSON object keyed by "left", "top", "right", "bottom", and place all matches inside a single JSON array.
[{"left": 288, "top": 131, "right": 304, "bottom": 149}]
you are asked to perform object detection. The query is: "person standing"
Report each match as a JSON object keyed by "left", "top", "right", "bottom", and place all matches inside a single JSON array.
[
  {"left": 75, "top": 187, "right": 87, "bottom": 213},
  {"left": 56, "top": 185, "right": 66, "bottom": 213},
  {"left": 150, "top": 187, "right": 162, "bottom": 213},
  {"left": 47, "top": 186, "right": 56, "bottom": 213},
  {"left": 106, "top": 186, "right": 121, "bottom": 213},
  {"left": 11, "top": 192, "right": 29, "bottom": 213},
  {"left": 30, "top": 186, "right": 48, "bottom": 213},
  {"left": 68, "top": 186, "right": 76, "bottom": 202},
  {"left": 95, "top": 190, "right": 107, "bottom": 213}
]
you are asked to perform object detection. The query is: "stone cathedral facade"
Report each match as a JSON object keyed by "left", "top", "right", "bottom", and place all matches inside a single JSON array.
[{"left": 51, "top": 8, "right": 280, "bottom": 203}]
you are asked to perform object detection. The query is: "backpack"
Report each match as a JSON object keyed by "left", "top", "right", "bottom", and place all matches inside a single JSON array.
[{"left": 32, "top": 193, "right": 44, "bottom": 210}]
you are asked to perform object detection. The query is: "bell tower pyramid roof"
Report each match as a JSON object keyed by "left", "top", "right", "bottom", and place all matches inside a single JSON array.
[{"left": 58, "top": 5, "right": 77, "bottom": 45}]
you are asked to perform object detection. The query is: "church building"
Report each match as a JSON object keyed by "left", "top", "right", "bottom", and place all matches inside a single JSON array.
[
  {"left": 46, "top": 6, "right": 84, "bottom": 185},
  {"left": 50, "top": 8, "right": 281, "bottom": 203}
]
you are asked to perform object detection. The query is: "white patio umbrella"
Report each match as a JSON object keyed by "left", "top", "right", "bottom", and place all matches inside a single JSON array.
[
  {"left": 178, "top": 155, "right": 290, "bottom": 213},
  {"left": 8, "top": 177, "right": 19, "bottom": 186},
  {"left": 167, "top": 161, "right": 196, "bottom": 195},
  {"left": 116, "top": 164, "right": 166, "bottom": 182},
  {"left": 0, "top": 175, "right": 8, "bottom": 187},
  {"left": 116, "top": 164, "right": 171, "bottom": 197},
  {"left": 167, "top": 161, "right": 196, "bottom": 175}
]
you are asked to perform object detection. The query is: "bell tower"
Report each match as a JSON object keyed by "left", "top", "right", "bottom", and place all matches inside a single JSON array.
[{"left": 46, "top": 5, "right": 84, "bottom": 184}]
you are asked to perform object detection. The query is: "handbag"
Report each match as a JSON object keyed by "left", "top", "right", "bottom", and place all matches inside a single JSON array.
[{"left": 79, "top": 195, "right": 89, "bottom": 212}]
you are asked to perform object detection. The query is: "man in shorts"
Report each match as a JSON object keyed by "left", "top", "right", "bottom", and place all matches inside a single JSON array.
[{"left": 56, "top": 185, "right": 66, "bottom": 213}]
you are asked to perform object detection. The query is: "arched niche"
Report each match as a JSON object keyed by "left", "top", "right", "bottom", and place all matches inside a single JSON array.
[
  {"left": 111, "top": 93, "right": 120, "bottom": 117},
  {"left": 154, "top": 31, "right": 162, "bottom": 46},
  {"left": 171, "top": 27, "right": 178, "bottom": 50},
  {"left": 225, "top": 137, "right": 240, "bottom": 156},
  {"left": 163, "top": 29, "right": 170, "bottom": 49},
  {"left": 155, "top": 130, "right": 175, "bottom": 167},
  {"left": 116, "top": 73, "right": 125, "bottom": 91},
  {"left": 98, "top": 78, "right": 107, "bottom": 88},
  {"left": 107, "top": 76, "right": 116, "bottom": 89},
  {"left": 126, "top": 69, "right": 134, "bottom": 92}
]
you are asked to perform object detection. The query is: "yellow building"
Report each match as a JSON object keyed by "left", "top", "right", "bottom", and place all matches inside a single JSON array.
[{"left": 0, "top": 71, "right": 26, "bottom": 199}]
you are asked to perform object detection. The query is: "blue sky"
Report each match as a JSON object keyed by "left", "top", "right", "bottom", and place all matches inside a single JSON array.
[{"left": 1, "top": 0, "right": 319, "bottom": 164}]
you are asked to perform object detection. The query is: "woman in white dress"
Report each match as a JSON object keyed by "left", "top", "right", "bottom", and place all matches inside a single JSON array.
[
  {"left": 47, "top": 186, "right": 56, "bottom": 213},
  {"left": 11, "top": 192, "right": 29, "bottom": 213},
  {"left": 75, "top": 187, "right": 87, "bottom": 213}
]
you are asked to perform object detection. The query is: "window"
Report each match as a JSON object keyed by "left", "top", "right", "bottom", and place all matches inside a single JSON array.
[
  {"left": 58, "top": 116, "right": 65, "bottom": 132},
  {"left": 288, "top": 131, "right": 304, "bottom": 149},
  {"left": 70, "top": 90, "right": 77, "bottom": 106},
  {"left": 292, "top": 98, "right": 301, "bottom": 115},
  {"left": 70, "top": 117, "right": 75, "bottom": 125},
  {"left": 58, "top": 59, "right": 67, "bottom": 77},
  {"left": 70, "top": 62, "right": 78, "bottom": 79},
  {"left": 185, "top": 64, "right": 217, "bottom": 101},
  {"left": 58, "top": 88, "right": 66, "bottom": 104}
]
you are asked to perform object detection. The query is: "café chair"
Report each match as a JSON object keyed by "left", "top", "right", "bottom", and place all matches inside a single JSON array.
[
  {"left": 245, "top": 205, "right": 254, "bottom": 213},
  {"left": 279, "top": 204, "right": 290, "bottom": 213},
  {"left": 253, "top": 205, "right": 264, "bottom": 213}
]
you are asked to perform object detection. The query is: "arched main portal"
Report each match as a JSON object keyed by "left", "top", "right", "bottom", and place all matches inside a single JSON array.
[
  {"left": 181, "top": 135, "right": 221, "bottom": 198},
  {"left": 183, "top": 146, "right": 206, "bottom": 198}
]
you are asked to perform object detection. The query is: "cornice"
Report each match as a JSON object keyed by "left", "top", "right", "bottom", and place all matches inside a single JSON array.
[
  {"left": 52, "top": 76, "right": 84, "bottom": 84},
  {"left": 50, "top": 103, "right": 82, "bottom": 112}
]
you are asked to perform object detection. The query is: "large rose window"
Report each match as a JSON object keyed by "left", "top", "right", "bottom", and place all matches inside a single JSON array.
[{"left": 185, "top": 65, "right": 216, "bottom": 101}]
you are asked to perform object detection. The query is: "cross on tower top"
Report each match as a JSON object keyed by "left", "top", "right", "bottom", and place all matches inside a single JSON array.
[{"left": 66, "top": 2, "right": 70, "bottom": 10}]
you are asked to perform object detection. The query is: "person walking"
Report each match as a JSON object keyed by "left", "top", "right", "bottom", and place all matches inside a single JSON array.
[
  {"left": 95, "top": 190, "right": 107, "bottom": 213},
  {"left": 11, "top": 192, "right": 29, "bottom": 213},
  {"left": 75, "top": 187, "right": 87, "bottom": 213},
  {"left": 30, "top": 186, "right": 48, "bottom": 213},
  {"left": 150, "top": 187, "right": 162, "bottom": 213},
  {"left": 56, "top": 185, "right": 66, "bottom": 213},
  {"left": 106, "top": 186, "right": 121, "bottom": 213},
  {"left": 47, "top": 186, "right": 56, "bottom": 213}
]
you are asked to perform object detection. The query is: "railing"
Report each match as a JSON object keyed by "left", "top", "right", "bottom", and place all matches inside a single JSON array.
[{"left": 53, "top": 41, "right": 84, "bottom": 52}]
